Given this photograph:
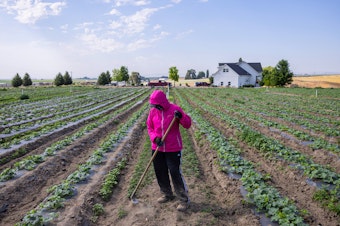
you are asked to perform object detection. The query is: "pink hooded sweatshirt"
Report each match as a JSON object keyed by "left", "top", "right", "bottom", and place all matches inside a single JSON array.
[{"left": 147, "top": 90, "right": 191, "bottom": 152}]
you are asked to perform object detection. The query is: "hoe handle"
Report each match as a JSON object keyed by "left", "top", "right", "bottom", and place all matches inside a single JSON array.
[{"left": 130, "top": 116, "right": 177, "bottom": 199}]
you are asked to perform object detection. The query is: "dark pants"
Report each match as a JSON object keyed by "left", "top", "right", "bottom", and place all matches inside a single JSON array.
[{"left": 152, "top": 150, "right": 189, "bottom": 203}]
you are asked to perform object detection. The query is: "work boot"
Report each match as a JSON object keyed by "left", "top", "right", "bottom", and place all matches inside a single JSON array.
[
  {"left": 176, "top": 201, "right": 189, "bottom": 211},
  {"left": 157, "top": 195, "right": 174, "bottom": 203}
]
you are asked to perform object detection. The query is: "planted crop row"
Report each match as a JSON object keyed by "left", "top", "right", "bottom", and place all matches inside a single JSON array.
[
  {"left": 0, "top": 86, "right": 97, "bottom": 105},
  {"left": 267, "top": 87, "right": 339, "bottom": 98},
  {"left": 0, "top": 89, "right": 147, "bottom": 150},
  {"left": 0, "top": 87, "right": 112, "bottom": 125},
  {"left": 260, "top": 88, "right": 339, "bottom": 118},
  {"left": 187, "top": 89, "right": 339, "bottom": 153},
  {"left": 174, "top": 89, "right": 307, "bottom": 225},
  {"left": 194, "top": 88, "right": 339, "bottom": 137},
  {"left": 0, "top": 92, "right": 148, "bottom": 182},
  {"left": 212, "top": 88, "right": 339, "bottom": 133},
  {"left": 16, "top": 101, "right": 149, "bottom": 225},
  {"left": 178, "top": 88, "right": 340, "bottom": 215},
  {"left": 180, "top": 89, "right": 339, "bottom": 185},
  {"left": 1, "top": 88, "right": 139, "bottom": 133},
  {"left": 1, "top": 89, "right": 137, "bottom": 139}
]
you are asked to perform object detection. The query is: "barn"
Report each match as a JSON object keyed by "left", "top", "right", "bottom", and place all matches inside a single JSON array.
[{"left": 212, "top": 59, "right": 263, "bottom": 87}]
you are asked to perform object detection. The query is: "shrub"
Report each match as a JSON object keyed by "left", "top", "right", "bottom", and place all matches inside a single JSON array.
[{"left": 19, "top": 94, "right": 29, "bottom": 100}]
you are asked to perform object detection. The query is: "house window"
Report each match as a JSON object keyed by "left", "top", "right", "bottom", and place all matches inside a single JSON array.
[
  {"left": 223, "top": 68, "right": 229, "bottom": 72},
  {"left": 228, "top": 81, "right": 231, "bottom": 86},
  {"left": 220, "top": 82, "right": 223, "bottom": 86}
]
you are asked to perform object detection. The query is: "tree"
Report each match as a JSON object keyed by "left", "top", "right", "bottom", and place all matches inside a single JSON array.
[
  {"left": 120, "top": 66, "right": 129, "bottom": 81},
  {"left": 262, "top": 66, "right": 276, "bottom": 86},
  {"left": 197, "top": 71, "right": 205, "bottom": 79},
  {"left": 206, "top": 69, "right": 209, "bottom": 78},
  {"left": 129, "top": 72, "right": 141, "bottom": 86},
  {"left": 112, "top": 66, "right": 129, "bottom": 82},
  {"left": 105, "top": 71, "right": 111, "bottom": 84},
  {"left": 169, "top": 66, "right": 179, "bottom": 86},
  {"left": 185, "top": 70, "right": 191, "bottom": 80},
  {"left": 262, "top": 60, "right": 294, "bottom": 87},
  {"left": 54, "top": 72, "right": 64, "bottom": 86},
  {"left": 190, "top": 69, "right": 196, "bottom": 79},
  {"left": 185, "top": 69, "right": 196, "bottom": 79},
  {"left": 63, "top": 71, "right": 73, "bottom": 85},
  {"left": 209, "top": 76, "right": 214, "bottom": 84},
  {"left": 22, "top": 73, "right": 32, "bottom": 86},
  {"left": 12, "top": 73, "right": 23, "bottom": 87},
  {"left": 275, "top": 59, "right": 293, "bottom": 86},
  {"left": 97, "top": 72, "right": 109, "bottom": 85},
  {"left": 112, "top": 68, "right": 121, "bottom": 81}
]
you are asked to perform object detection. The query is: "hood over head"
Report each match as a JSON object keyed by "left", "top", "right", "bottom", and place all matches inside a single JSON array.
[{"left": 149, "top": 90, "right": 170, "bottom": 110}]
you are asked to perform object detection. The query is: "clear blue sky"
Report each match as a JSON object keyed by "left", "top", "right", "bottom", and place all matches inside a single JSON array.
[{"left": 0, "top": 0, "right": 339, "bottom": 79}]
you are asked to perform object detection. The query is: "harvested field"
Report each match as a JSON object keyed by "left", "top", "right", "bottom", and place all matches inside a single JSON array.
[{"left": 291, "top": 75, "right": 340, "bottom": 88}]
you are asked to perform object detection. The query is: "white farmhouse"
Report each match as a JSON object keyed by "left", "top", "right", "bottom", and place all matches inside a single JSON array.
[{"left": 212, "top": 59, "right": 263, "bottom": 87}]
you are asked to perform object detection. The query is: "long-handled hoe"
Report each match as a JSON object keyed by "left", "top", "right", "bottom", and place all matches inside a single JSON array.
[{"left": 130, "top": 116, "right": 177, "bottom": 204}]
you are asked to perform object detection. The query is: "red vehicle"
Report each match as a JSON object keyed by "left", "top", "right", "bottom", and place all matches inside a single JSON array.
[{"left": 148, "top": 80, "right": 172, "bottom": 87}]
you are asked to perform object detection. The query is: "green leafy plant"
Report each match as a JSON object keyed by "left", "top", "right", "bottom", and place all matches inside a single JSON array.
[
  {"left": 93, "top": 203, "right": 105, "bottom": 216},
  {"left": 100, "top": 158, "right": 127, "bottom": 200},
  {"left": 15, "top": 209, "right": 43, "bottom": 226},
  {"left": 0, "top": 168, "right": 17, "bottom": 181},
  {"left": 117, "top": 207, "right": 128, "bottom": 219}
]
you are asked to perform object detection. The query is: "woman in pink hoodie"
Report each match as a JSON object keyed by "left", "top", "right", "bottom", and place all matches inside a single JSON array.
[{"left": 146, "top": 89, "right": 192, "bottom": 211}]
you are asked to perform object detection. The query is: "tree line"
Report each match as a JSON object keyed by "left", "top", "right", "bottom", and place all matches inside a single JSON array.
[
  {"left": 11, "top": 73, "right": 33, "bottom": 87},
  {"left": 11, "top": 71, "right": 73, "bottom": 87},
  {"left": 10, "top": 60, "right": 293, "bottom": 88},
  {"left": 96, "top": 66, "right": 133, "bottom": 86},
  {"left": 97, "top": 66, "right": 211, "bottom": 86},
  {"left": 184, "top": 69, "right": 209, "bottom": 79}
]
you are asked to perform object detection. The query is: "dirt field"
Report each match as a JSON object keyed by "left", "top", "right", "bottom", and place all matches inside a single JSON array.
[
  {"left": 0, "top": 87, "right": 338, "bottom": 226},
  {"left": 0, "top": 93, "right": 259, "bottom": 226}
]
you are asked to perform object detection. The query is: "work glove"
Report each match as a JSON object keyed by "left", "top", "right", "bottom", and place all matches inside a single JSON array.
[
  {"left": 154, "top": 137, "right": 163, "bottom": 146},
  {"left": 175, "top": 110, "right": 182, "bottom": 119}
]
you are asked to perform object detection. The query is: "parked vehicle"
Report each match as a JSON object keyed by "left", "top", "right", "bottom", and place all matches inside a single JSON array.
[{"left": 195, "top": 82, "right": 210, "bottom": 87}]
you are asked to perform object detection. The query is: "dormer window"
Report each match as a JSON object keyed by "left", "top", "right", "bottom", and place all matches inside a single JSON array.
[{"left": 223, "top": 68, "right": 228, "bottom": 72}]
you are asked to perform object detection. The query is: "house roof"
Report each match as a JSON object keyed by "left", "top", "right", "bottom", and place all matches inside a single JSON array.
[
  {"left": 219, "top": 62, "right": 262, "bottom": 75},
  {"left": 248, "top": 63, "right": 263, "bottom": 73},
  {"left": 219, "top": 63, "right": 251, "bottom": 75}
]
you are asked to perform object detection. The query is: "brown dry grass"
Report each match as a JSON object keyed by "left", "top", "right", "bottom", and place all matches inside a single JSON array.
[{"left": 291, "top": 74, "right": 340, "bottom": 88}]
